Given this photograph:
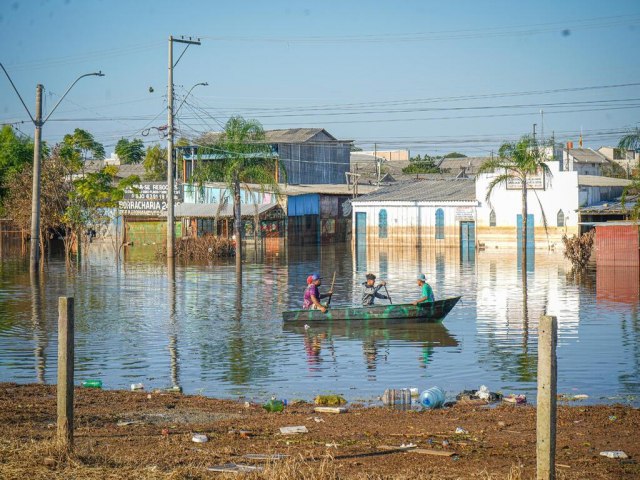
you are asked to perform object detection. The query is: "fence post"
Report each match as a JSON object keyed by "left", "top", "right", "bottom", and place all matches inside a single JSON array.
[
  {"left": 537, "top": 315, "right": 557, "bottom": 480},
  {"left": 57, "top": 297, "right": 74, "bottom": 448}
]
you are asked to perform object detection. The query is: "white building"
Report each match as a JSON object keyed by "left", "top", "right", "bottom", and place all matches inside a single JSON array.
[{"left": 557, "top": 147, "right": 609, "bottom": 176}]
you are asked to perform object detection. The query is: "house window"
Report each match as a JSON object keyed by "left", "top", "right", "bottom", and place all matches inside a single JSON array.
[
  {"left": 435, "top": 208, "right": 444, "bottom": 239},
  {"left": 378, "top": 209, "right": 388, "bottom": 238},
  {"left": 557, "top": 210, "right": 565, "bottom": 227},
  {"left": 489, "top": 209, "right": 496, "bottom": 227}
]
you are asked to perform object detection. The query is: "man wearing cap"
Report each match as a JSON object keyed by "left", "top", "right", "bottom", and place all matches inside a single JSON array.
[
  {"left": 361, "top": 273, "right": 388, "bottom": 306},
  {"left": 303, "top": 273, "right": 332, "bottom": 312},
  {"left": 412, "top": 274, "right": 434, "bottom": 305}
]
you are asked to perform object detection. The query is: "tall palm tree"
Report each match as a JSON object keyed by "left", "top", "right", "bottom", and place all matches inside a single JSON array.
[
  {"left": 478, "top": 135, "right": 553, "bottom": 271},
  {"left": 193, "top": 116, "right": 285, "bottom": 276}
]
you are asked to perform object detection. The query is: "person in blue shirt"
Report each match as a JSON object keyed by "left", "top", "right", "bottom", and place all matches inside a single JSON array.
[{"left": 412, "top": 273, "right": 434, "bottom": 305}]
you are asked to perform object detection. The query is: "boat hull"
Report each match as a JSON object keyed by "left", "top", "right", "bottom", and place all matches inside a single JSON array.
[{"left": 282, "top": 296, "right": 461, "bottom": 323}]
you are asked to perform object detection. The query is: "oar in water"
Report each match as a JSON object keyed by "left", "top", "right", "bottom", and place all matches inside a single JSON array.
[
  {"left": 383, "top": 284, "right": 393, "bottom": 304},
  {"left": 326, "top": 271, "right": 337, "bottom": 307}
]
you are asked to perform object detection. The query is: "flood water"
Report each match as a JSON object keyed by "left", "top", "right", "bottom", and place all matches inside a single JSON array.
[{"left": 0, "top": 242, "right": 638, "bottom": 405}]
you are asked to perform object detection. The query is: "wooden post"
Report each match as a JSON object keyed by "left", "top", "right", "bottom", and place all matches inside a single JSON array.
[
  {"left": 537, "top": 315, "right": 557, "bottom": 480},
  {"left": 57, "top": 297, "right": 74, "bottom": 448}
]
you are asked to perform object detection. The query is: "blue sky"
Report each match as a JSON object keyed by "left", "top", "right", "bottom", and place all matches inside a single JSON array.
[{"left": 1, "top": 0, "right": 639, "bottom": 156}]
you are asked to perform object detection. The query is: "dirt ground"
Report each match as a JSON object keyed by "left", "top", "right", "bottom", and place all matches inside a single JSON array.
[{"left": 0, "top": 383, "right": 638, "bottom": 479}]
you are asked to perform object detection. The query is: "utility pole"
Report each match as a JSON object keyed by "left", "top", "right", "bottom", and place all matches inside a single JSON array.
[
  {"left": 167, "top": 35, "right": 201, "bottom": 272},
  {"left": 1, "top": 63, "right": 104, "bottom": 273},
  {"left": 30, "top": 85, "right": 43, "bottom": 271},
  {"left": 533, "top": 123, "right": 537, "bottom": 144}
]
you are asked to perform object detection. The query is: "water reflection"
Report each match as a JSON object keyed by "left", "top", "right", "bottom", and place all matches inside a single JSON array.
[{"left": 0, "top": 243, "right": 638, "bottom": 404}]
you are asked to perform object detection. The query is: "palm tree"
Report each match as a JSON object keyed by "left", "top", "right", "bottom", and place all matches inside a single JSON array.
[
  {"left": 478, "top": 135, "right": 553, "bottom": 271},
  {"left": 618, "top": 127, "right": 640, "bottom": 152},
  {"left": 193, "top": 116, "right": 284, "bottom": 275}
]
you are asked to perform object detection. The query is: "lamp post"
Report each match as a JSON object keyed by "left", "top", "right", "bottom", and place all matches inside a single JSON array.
[
  {"left": 175, "top": 82, "right": 208, "bottom": 116},
  {"left": 0, "top": 64, "right": 104, "bottom": 272}
]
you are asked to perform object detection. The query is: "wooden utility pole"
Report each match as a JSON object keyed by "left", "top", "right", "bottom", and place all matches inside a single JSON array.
[
  {"left": 57, "top": 297, "right": 75, "bottom": 448},
  {"left": 537, "top": 315, "right": 557, "bottom": 480},
  {"left": 29, "top": 84, "right": 43, "bottom": 272}
]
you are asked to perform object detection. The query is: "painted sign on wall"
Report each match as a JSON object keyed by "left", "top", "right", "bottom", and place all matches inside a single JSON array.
[
  {"left": 506, "top": 170, "right": 546, "bottom": 190},
  {"left": 120, "top": 182, "right": 183, "bottom": 216}
]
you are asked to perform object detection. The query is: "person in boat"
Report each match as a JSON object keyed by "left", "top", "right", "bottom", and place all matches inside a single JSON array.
[
  {"left": 412, "top": 273, "right": 434, "bottom": 305},
  {"left": 303, "top": 273, "right": 332, "bottom": 312},
  {"left": 361, "top": 273, "right": 388, "bottom": 306}
]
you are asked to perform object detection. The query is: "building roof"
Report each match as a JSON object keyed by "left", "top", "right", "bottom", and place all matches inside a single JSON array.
[
  {"left": 82, "top": 161, "right": 146, "bottom": 178},
  {"left": 175, "top": 202, "right": 280, "bottom": 218},
  {"left": 577, "top": 175, "right": 632, "bottom": 187},
  {"left": 352, "top": 179, "right": 477, "bottom": 203},
  {"left": 567, "top": 148, "right": 609, "bottom": 164},
  {"left": 191, "top": 181, "right": 378, "bottom": 197},
  {"left": 579, "top": 196, "right": 637, "bottom": 214},
  {"left": 196, "top": 128, "right": 348, "bottom": 145}
]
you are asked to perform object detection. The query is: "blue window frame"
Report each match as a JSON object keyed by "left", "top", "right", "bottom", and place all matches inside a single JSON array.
[
  {"left": 378, "top": 209, "right": 388, "bottom": 238},
  {"left": 435, "top": 208, "right": 444, "bottom": 239}
]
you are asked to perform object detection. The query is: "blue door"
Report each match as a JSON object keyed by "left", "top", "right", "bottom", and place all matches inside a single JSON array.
[
  {"left": 460, "top": 221, "right": 476, "bottom": 262},
  {"left": 516, "top": 214, "right": 535, "bottom": 271},
  {"left": 355, "top": 212, "right": 367, "bottom": 273}
]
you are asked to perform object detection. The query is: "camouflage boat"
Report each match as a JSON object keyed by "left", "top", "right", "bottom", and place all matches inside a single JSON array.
[{"left": 282, "top": 296, "right": 461, "bottom": 323}]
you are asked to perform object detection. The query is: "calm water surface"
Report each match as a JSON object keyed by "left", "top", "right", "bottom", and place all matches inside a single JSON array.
[{"left": 0, "top": 243, "right": 638, "bottom": 405}]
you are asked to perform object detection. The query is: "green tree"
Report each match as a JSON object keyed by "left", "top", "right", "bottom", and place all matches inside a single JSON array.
[
  {"left": 621, "top": 174, "right": 640, "bottom": 220},
  {"left": 61, "top": 128, "right": 105, "bottom": 165},
  {"left": 402, "top": 154, "right": 440, "bottom": 174},
  {"left": 0, "top": 126, "right": 34, "bottom": 209},
  {"left": 479, "top": 135, "right": 553, "bottom": 269},
  {"left": 443, "top": 152, "right": 467, "bottom": 158},
  {"left": 143, "top": 145, "right": 168, "bottom": 181},
  {"left": 115, "top": 138, "right": 145, "bottom": 164},
  {"left": 192, "top": 116, "right": 284, "bottom": 275},
  {"left": 618, "top": 127, "right": 640, "bottom": 152}
]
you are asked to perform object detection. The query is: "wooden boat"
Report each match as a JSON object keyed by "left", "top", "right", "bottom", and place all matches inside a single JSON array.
[{"left": 282, "top": 296, "right": 461, "bottom": 323}]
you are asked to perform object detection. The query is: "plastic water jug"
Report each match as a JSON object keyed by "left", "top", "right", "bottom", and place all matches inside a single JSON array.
[
  {"left": 81, "top": 379, "right": 102, "bottom": 388},
  {"left": 419, "top": 386, "right": 445, "bottom": 408},
  {"left": 262, "top": 399, "right": 285, "bottom": 412}
]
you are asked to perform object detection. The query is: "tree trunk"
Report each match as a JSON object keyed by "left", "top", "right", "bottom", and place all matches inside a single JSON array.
[
  {"left": 233, "top": 176, "right": 242, "bottom": 280},
  {"left": 521, "top": 179, "right": 528, "bottom": 275}
]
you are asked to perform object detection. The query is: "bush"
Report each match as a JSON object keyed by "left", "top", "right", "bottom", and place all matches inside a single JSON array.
[{"left": 156, "top": 235, "right": 235, "bottom": 261}]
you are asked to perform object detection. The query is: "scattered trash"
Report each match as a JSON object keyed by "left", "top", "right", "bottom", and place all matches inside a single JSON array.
[
  {"left": 378, "top": 444, "right": 457, "bottom": 457},
  {"left": 208, "top": 463, "right": 263, "bottom": 473},
  {"left": 263, "top": 398, "right": 285, "bottom": 412},
  {"left": 161, "top": 428, "right": 169, "bottom": 438},
  {"left": 325, "top": 442, "right": 339, "bottom": 448},
  {"left": 147, "top": 394, "right": 152, "bottom": 400},
  {"left": 130, "top": 383, "right": 144, "bottom": 391},
  {"left": 409, "top": 387, "right": 419, "bottom": 397},
  {"left": 313, "top": 417, "right": 325, "bottom": 423},
  {"left": 382, "top": 389, "right": 412, "bottom": 406},
  {"left": 497, "top": 421, "right": 506, "bottom": 428},
  {"left": 243, "top": 454, "right": 288, "bottom": 461},
  {"left": 503, "top": 394, "right": 527, "bottom": 405},
  {"left": 419, "top": 387, "right": 445, "bottom": 409},
  {"left": 280, "top": 425, "right": 309, "bottom": 435},
  {"left": 165, "top": 385, "right": 182, "bottom": 393},
  {"left": 558, "top": 393, "right": 589, "bottom": 401},
  {"left": 455, "top": 427, "right": 468, "bottom": 435},
  {"left": 304, "top": 324, "right": 311, "bottom": 330},
  {"left": 116, "top": 420, "right": 142, "bottom": 427},
  {"left": 315, "top": 394, "right": 347, "bottom": 406},
  {"left": 452, "top": 454, "right": 461, "bottom": 461},
  {"left": 477, "top": 385, "right": 490, "bottom": 401},
  {"left": 314, "top": 406, "right": 348, "bottom": 414},
  {"left": 228, "top": 429, "right": 252, "bottom": 438},
  {"left": 609, "top": 415, "right": 617, "bottom": 421},
  {"left": 244, "top": 401, "right": 251, "bottom": 409},
  {"left": 600, "top": 451, "right": 628, "bottom": 459},
  {"left": 191, "top": 434, "right": 208, "bottom": 443},
  {"left": 442, "top": 439, "right": 450, "bottom": 448},
  {"left": 81, "top": 379, "right": 102, "bottom": 389}
]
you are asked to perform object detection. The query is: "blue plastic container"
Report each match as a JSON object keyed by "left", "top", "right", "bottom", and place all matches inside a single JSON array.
[{"left": 419, "top": 386, "right": 445, "bottom": 409}]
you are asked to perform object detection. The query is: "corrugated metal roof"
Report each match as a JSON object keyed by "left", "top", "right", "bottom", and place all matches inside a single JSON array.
[
  {"left": 174, "top": 203, "right": 279, "bottom": 218},
  {"left": 579, "top": 196, "right": 637, "bottom": 214},
  {"left": 352, "top": 179, "right": 477, "bottom": 203},
  {"left": 578, "top": 175, "right": 632, "bottom": 187},
  {"left": 191, "top": 182, "right": 378, "bottom": 197},
  {"left": 83, "top": 161, "right": 145, "bottom": 178},
  {"left": 197, "top": 128, "right": 346, "bottom": 145},
  {"left": 438, "top": 157, "right": 489, "bottom": 173},
  {"left": 568, "top": 148, "right": 609, "bottom": 164}
]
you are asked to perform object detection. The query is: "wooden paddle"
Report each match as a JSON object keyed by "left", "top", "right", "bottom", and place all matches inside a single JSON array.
[
  {"left": 383, "top": 284, "right": 393, "bottom": 304},
  {"left": 326, "top": 271, "right": 337, "bottom": 307}
]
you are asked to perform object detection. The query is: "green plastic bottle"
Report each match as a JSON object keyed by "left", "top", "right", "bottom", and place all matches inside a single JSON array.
[
  {"left": 262, "top": 399, "right": 285, "bottom": 412},
  {"left": 81, "top": 379, "right": 103, "bottom": 388}
]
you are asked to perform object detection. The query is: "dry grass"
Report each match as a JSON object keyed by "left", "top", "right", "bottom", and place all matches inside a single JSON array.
[{"left": 156, "top": 235, "right": 235, "bottom": 260}]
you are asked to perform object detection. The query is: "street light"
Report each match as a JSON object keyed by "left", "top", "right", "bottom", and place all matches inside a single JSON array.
[
  {"left": 0, "top": 63, "right": 105, "bottom": 272},
  {"left": 175, "top": 82, "right": 208, "bottom": 116}
]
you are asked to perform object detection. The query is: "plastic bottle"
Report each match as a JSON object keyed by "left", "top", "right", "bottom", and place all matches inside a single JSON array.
[
  {"left": 130, "top": 383, "right": 144, "bottom": 391},
  {"left": 81, "top": 379, "right": 103, "bottom": 388},
  {"left": 262, "top": 399, "right": 285, "bottom": 412},
  {"left": 419, "top": 386, "right": 445, "bottom": 409}
]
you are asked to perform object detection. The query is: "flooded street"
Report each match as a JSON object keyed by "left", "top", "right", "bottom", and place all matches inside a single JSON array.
[{"left": 0, "top": 243, "right": 638, "bottom": 405}]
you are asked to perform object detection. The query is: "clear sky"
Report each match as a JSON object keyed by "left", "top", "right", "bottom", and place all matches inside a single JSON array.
[{"left": 1, "top": 0, "right": 639, "bottom": 156}]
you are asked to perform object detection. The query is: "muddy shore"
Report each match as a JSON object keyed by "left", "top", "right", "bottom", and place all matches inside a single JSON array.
[{"left": 1, "top": 383, "right": 638, "bottom": 479}]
